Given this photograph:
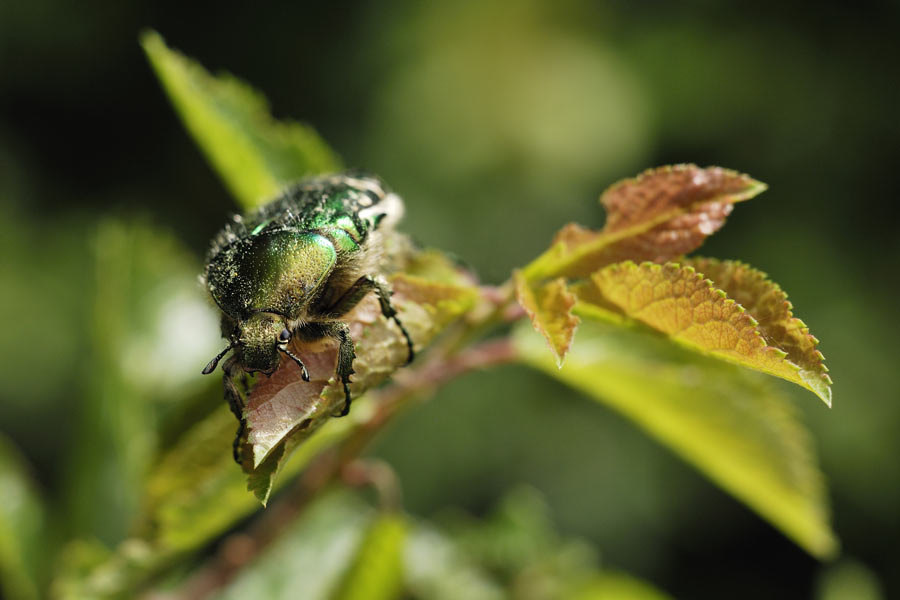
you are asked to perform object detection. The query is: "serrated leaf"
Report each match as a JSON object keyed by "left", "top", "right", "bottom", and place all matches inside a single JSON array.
[
  {"left": 684, "top": 257, "right": 832, "bottom": 402},
  {"left": 514, "top": 271, "right": 579, "bottom": 367},
  {"left": 578, "top": 261, "right": 831, "bottom": 404},
  {"left": 141, "top": 31, "right": 341, "bottom": 210},
  {"left": 0, "top": 435, "right": 46, "bottom": 600},
  {"left": 525, "top": 165, "right": 765, "bottom": 280},
  {"left": 514, "top": 321, "right": 837, "bottom": 558},
  {"left": 244, "top": 253, "right": 480, "bottom": 503}
]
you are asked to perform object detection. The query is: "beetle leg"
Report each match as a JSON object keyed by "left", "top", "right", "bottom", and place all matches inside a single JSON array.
[
  {"left": 318, "top": 275, "right": 414, "bottom": 365},
  {"left": 332, "top": 322, "right": 356, "bottom": 416},
  {"left": 222, "top": 356, "right": 246, "bottom": 464},
  {"left": 297, "top": 321, "right": 356, "bottom": 416},
  {"left": 318, "top": 275, "right": 377, "bottom": 318},
  {"left": 371, "top": 277, "right": 415, "bottom": 366}
]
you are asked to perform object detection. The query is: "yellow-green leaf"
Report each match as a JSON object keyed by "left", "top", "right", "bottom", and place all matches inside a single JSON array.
[
  {"left": 684, "top": 257, "right": 832, "bottom": 402},
  {"left": 141, "top": 30, "right": 341, "bottom": 210},
  {"left": 514, "top": 271, "right": 579, "bottom": 367},
  {"left": 525, "top": 165, "right": 765, "bottom": 280},
  {"left": 580, "top": 261, "right": 831, "bottom": 404},
  {"left": 514, "top": 321, "right": 837, "bottom": 558}
]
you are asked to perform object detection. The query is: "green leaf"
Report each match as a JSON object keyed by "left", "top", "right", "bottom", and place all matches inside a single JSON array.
[
  {"left": 514, "top": 320, "right": 837, "bottom": 558},
  {"left": 514, "top": 271, "right": 579, "bottom": 367},
  {"left": 144, "top": 406, "right": 353, "bottom": 553},
  {"left": 141, "top": 30, "right": 342, "bottom": 210},
  {"left": 577, "top": 261, "right": 831, "bottom": 404},
  {"left": 243, "top": 250, "right": 479, "bottom": 504},
  {"left": 331, "top": 513, "right": 407, "bottom": 600},
  {"left": 64, "top": 220, "right": 221, "bottom": 545},
  {"left": 213, "top": 491, "right": 375, "bottom": 600},
  {"left": 0, "top": 435, "right": 47, "bottom": 600},
  {"left": 403, "top": 527, "right": 505, "bottom": 600},
  {"left": 524, "top": 165, "right": 765, "bottom": 281}
]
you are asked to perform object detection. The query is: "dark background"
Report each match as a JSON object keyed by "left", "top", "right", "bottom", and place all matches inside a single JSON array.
[{"left": 1, "top": 1, "right": 898, "bottom": 597}]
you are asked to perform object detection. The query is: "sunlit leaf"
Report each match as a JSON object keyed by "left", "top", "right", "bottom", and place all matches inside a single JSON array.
[
  {"left": 577, "top": 261, "right": 831, "bottom": 404},
  {"left": 571, "top": 262, "right": 826, "bottom": 404},
  {"left": 514, "top": 320, "right": 837, "bottom": 558},
  {"left": 524, "top": 165, "right": 765, "bottom": 280},
  {"left": 514, "top": 272, "right": 579, "bottom": 366},
  {"left": 684, "top": 257, "right": 831, "bottom": 402},
  {"left": 0, "top": 435, "right": 46, "bottom": 600},
  {"left": 141, "top": 31, "right": 341, "bottom": 210}
]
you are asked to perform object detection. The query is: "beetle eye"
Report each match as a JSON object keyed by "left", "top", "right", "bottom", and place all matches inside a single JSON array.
[{"left": 278, "top": 328, "right": 291, "bottom": 343}]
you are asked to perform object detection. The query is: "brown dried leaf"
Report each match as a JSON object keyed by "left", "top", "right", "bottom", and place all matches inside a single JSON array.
[
  {"left": 243, "top": 255, "right": 480, "bottom": 503},
  {"left": 514, "top": 271, "right": 579, "bottom": 367},
  {"left": 601, "top": 164, "right": 760, "bottom": 233},
  {"left": 525, "top": 165, "right": 766, "bottom": 280}
]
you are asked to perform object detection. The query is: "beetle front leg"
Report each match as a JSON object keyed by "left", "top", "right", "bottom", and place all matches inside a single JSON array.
[
  {"left": 222, "top": 357, "right": 246, "bottom": 464},
  {"left": 332, "top": 322, "right": 356, "bottom": 416},
  {"left": 297, "top": 321, "right": 356, "bottom": 416}
]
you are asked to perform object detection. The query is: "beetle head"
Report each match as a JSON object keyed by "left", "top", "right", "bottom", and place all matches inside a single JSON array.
[
  {"left": 235, "top": 312, "right": 287, "bottom": 374},
  {"left": 202, "top": 312, "right": 294, "bottom": 376}
]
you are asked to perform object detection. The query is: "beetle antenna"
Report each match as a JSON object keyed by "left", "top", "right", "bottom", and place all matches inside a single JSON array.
[
  {"left": 281, "top": 348, "right": 311, "bottom": 382},
  {"left": 202, "top": 342, "right": 236, "bottom": 375}
]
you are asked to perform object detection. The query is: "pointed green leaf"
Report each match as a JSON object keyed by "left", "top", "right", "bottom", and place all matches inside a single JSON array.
[
  {"left": 514, "top": 271, "right": 579, "bottom": 366},
  {"left": 525, "top": 165, "right": 765, "bottom": 280},
  {"left": 141, "top": 30, "right": 341, "bottom": 210},
  {"left": 514, "top": 320, "right": 837, "bottom": 558},
  {"left": 578, "top": 261, "right": 831, "bottom": 404}
]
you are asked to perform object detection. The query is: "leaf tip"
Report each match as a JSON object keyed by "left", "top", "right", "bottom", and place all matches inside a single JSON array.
[{"left": 744, "top": 178, "right": 769, "bottom": 200}]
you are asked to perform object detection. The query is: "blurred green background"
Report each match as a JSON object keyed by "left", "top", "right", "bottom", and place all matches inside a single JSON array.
[{"left": 1, "top": 0, "right": 897, "bottom": 598}]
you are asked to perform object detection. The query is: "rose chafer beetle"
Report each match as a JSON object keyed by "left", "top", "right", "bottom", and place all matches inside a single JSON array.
[{"left": 201, "top": 173, "right": 414, "bottom": 462}]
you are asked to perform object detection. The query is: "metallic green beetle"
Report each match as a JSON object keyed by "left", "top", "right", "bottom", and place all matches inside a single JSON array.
[{"left": 201, "top": 173, "right": 414, "bottom": 461}]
